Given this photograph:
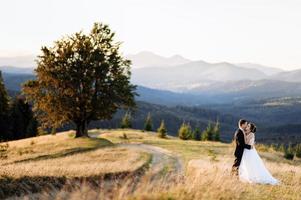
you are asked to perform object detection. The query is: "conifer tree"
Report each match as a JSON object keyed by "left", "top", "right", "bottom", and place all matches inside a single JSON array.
[
  {"left": 178, "top": 122, "right": 192, "bottom": 140},
  {"left": 121, "top": 111, "right": 132, "bottom": 129},
  {"left": 144, "top": 112, "right": 153, "bottom": 131},
  {"left": 0, "top": 71, "right": 10, "bottom": 140},
  {"left": 192, "top": 127, "right": 201, "bottom": 141},
  {"left": 157, "top": 120, "right": 167, "bottom": 138},
  {"left": 213, "top": 120, "right": 221, "bottom": 141},
  {"left": 10, "top": 96, "right": 38, "bottom": 139},
  {"left": 202, "top": 122, "right": 214, "bottom": 141},
  {"left": 284, "top": 144, "right": 294, "bottom": 160},
  {"left": 295, "top": 144, "right": 301, "bottom": 158}
]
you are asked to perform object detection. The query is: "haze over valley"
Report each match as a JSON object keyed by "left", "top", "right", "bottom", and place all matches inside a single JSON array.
[{"left": 1, "top": 51, "right": 301, "bottom": 143}]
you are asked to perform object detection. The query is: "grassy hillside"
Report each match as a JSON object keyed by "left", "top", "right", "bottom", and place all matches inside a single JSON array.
[
  {"left": 0, "top": 131, "right": 151, "bottom": 199},
  {"left": 90, "top": 101, "right": 237, "bottom": 140},
  {"left": 2, "top": 129, "right": 300, "bottom": 199}
]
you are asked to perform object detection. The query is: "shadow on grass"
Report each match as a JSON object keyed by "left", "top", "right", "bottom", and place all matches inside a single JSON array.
[
  {"left": 4, "top": 137, "right": 114, "bottom": 165},
  {"left": 0, "top": 155, "right": 151, "bottom": 199}
]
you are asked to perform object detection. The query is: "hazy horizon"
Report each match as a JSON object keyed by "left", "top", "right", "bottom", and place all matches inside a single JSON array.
[{"left": 1, "top": 0, "right": 301, "bottom": 70}]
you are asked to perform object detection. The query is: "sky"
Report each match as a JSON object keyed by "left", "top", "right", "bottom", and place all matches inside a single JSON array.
[{"left": 1, "top": 0, "right": 301, "bottom": 70}]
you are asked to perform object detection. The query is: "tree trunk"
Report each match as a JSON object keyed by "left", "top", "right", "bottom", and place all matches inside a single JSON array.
[{"left": 75, "top": 120, "right": 89, "bottom": 138}]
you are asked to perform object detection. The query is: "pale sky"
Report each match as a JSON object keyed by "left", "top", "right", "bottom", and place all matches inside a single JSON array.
[{"left": 1, "top": 0, "right": 301, "bottom": 70}]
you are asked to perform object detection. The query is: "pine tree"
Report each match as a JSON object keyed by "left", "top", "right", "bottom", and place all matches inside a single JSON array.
[
  {"left": 0, "top": 71, "right": 10, "bottom": 140},
  {"left": 22, "top": 23, "right": 136, "bottom": 137},
  {"left": 213, "top": 120, "right": 221, "bottom": 141},
  {"left": 202, "top": 122, "right": 215, "bottom": 141},
  {"left": 284, "top": 144, "right": 294, "bottom": 160},
  {"left": 121, "top": 112, "right": 132, "bottom": 129},
  {"left": 295, "top": 144, "right": 301, "bottom": 158},
  {"left": 144, "top": 112, "right": 153, "bottom": 131},
  {"left": 279, "top": 144, "right": 285, "bottom": 152},
  {"left": 178, "top": 122, "right": 192, "bottom": 140},
  {"left": 10, "top": 96, "right": 38, "bottom": 139},
  {"left": 192, "top": 127, "right": 201, "bottom": 141},
  {"left": 157, "top": 120, "right": 167, "bottom": 138}
]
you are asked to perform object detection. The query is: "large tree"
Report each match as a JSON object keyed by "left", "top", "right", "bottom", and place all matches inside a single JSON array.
[
  {"left": 10, "top": 96, "right": 38, "bottom": 139},
  {"left": 0, "top": 71, "right": 10, "bottom": 140},
  {"left": 23, "top": 23, "right": 136, "bottom": 137}
]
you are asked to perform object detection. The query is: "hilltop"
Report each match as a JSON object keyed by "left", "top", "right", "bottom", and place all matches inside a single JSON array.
[{"left": 1, "top": 129, "right": 301, "bottom": 199}]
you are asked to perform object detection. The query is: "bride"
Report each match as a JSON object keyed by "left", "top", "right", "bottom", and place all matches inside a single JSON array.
[{"left": 239, "top": 123, "right": 279, "bottom": 185}]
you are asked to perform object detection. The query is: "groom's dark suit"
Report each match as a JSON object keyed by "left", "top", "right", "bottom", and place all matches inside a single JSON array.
[{"left": 232, "top": 128, "right": 252, "bottom": 175}]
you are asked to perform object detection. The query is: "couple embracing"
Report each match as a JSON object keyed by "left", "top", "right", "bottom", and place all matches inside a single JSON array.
[{"left": 232, "top": 119, "right": 279, "bottom": 185}]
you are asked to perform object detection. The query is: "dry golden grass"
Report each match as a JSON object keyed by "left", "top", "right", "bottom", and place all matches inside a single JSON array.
[
  {"left": 0, "top": 131, "right": 151, "bottom": 178},
  {"left": 3, "top": 129, "right": 301, "bottom": 199},
  {"left": 20, "top": 157, "right": 301, "bottom": 200}
]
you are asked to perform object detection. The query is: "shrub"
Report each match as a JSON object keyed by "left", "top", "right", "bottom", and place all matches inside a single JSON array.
[
  {"left": 178, "top": 122, "right": 192, "bottom": 140},
  {"left": 121, "top": 112, "right": 132, "bottom": 129},
  {"left": 202, "top": 122, "right": 215, "bottom": 141},
  {"left": 284, "top": 144, "right": 294, "bottom": 160},
  {"left": 278, "top": 144, "right": 285, "bottom": 152},
  {"left": 157, "top": 120, "right": 167, "bottom": 138},
  {"left": 269, "top": 143, "right": 278, "bottom": 152},
  {"left": 295, "top": 144, "right": 301, "bottom": 158},
  {"left": 192, "top": 127, "right": 201, "bottom": 141},
  {"left": 144, "top": 113, "right": 153, "bottom": 131},
  {"left": 213, "top": 121, "right": 221, "bottom": 141}
]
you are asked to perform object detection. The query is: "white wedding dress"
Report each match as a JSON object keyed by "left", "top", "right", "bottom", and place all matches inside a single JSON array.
[{"left": 239, "top": 132, "right": 279, "bottom": 185}]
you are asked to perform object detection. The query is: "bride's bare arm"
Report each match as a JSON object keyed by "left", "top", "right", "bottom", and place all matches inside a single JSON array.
[{"left": 249, "top": 133, "right": 255, "bottom": 146}]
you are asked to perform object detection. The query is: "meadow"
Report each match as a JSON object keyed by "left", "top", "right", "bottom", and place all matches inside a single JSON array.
[{"left": 1, "top": 129, "right": 301, "bottom": 199}]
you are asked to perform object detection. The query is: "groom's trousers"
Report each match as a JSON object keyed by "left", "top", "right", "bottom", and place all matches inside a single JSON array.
[{"left": 231, "top": 156, "right": 242, "bottom": 176}]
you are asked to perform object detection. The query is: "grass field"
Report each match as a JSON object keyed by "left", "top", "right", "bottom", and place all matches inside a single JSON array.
[
  {"left": 0, "top": 130, "right": 151, "bottom": 199},
  {"left": 1, "top": 129, "right": 301, "bottom": 199}
]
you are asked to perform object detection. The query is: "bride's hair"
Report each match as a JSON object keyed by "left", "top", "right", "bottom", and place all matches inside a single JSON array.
[{"left": 249, "top": 123, "right": 257, "bottom": 133}]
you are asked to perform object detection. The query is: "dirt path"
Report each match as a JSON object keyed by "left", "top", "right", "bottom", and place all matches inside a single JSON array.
[{"left": 119, "top": 143, "right": 183, "bottom": 176}]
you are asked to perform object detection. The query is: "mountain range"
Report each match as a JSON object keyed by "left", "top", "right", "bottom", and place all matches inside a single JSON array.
[
  {"left": 1, "top": 51, "right": 301, "bottom": 104},
  {"left": 127, "top": 51, "right": 191, "bottom": 68},
  {"left": 1, "top": 52, "right": 301, "bottom": 143}
]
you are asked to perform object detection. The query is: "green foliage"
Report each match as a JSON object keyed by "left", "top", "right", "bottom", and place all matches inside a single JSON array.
[
  {"left": 0, "top": 71, "right": 10, "bottom": 140},
  {"left": 0, "top": 71, "right": 9, "bottom": 114},
  {"left": 279, "top": 144, "right": 285, "bottom": 152},
  {"left": 157, "top": 120, "right": 167, "bottom": 138},
  {"left": 295, "top": 144, "right": 301, "bottom": 158},
  {"left": 121, "top": 112, "right": 132, "bottom": 129},
  {"left": 178, "top": 122, "right": 192, "bottom": 140},
  {"left": 10, "top": 96, "right": 38, "bottom": 139},
  {"left": 144, "top": 112, "right": 153, "bottom": 131},
  {"left": 284, "top": 144, "right": 294, "bottom": 160},
  {"left": 192, "top": 127, "right": 201, "bottom": 141},
  {"left": 202, "top": 122, "right": 214, "bottom": 141},
  {"left": 22, "top": 23, "right": 136, "bottom": 137},
  {"left": 213, "top": 121, "right": 221, "bottom": 141},
  {"left": 202, "top": 121, "right": 221, "bottom": 141}
]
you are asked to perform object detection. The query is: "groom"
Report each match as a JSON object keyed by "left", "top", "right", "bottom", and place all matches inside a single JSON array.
[{"left": 231, "top": 119, "right": 252, "bottom": 176}]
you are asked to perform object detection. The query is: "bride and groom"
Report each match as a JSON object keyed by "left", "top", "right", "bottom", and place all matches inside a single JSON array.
[{"left": 232, "top": 119, "right": 279, "bottom": 185}]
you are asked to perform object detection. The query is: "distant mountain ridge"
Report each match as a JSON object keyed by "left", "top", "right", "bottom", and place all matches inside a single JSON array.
[
  {"left": 0, "top": 66, "right": 34, "bottom": 74},
  {"left": 236, "top": 63, "right": 283, "bottom": 76},
  {"left": 2, "top": 51, "right": 301, "bottom": 103},
  {"left": 0, "top": 55, "right": 35, "bottom": 68},
  {"left": 131, "top": 60, "right": 269, "bottom": 91},
  {"left": 127, "top": 51, "right": 191, "bottom": 68}
]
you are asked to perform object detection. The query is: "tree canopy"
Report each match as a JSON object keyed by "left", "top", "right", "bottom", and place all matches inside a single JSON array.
[{"left": 23, "top": 23, "right": 136, "bottom": 137}]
